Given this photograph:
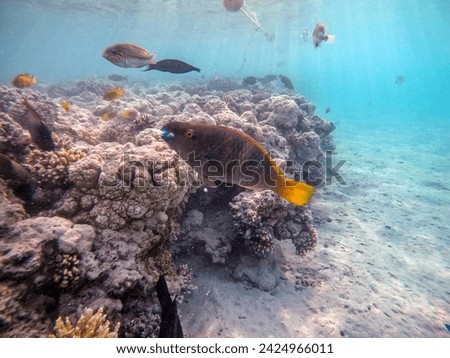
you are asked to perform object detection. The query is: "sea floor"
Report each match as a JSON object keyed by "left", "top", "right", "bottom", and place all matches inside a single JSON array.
[{"left": 178, "top": 123, "right": 450, "bottom": 338}]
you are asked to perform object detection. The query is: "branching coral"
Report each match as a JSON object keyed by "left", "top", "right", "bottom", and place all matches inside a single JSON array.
[{"left": 50, "top": 307, "right": 120, "bottom": 338}]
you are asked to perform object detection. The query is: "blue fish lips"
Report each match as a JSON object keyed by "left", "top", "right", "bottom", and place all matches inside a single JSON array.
[{"left": 161, "top": 128, "right": 174, "bottom": 140}]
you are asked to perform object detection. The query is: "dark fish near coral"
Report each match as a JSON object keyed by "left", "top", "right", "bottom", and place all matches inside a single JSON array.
[
  {"left": 279, "top": 75, "right": 294, "bottom": 90},
  {"left": 107, "top": 74, "right": 127, "bottom": 81},
  {"left": 103, "top": 87, "right": 125, "bottom": 101},
  {"left": 103, "top": 43, "right": 156, "bottom": 68},
  {"left": 260, "top": 74, "right": 277, "bottom": 83},
  {"left": 395, "top": 75, "right": 405, "bottom": 85},
  {"left": 144, "top": 59, "right": 200, "bottom": 74},
  {"left": 161, "top": 121, "right": 315, "bottom": 206},
  {"left": 12, "top": 73, "right": 37, "bottom": 88},
  {"left": 312, "top": 22, "right": 335, "bottom": 48},
  {"left": 445, "top": 323, "right": 450, "bottom": 333},
  {"left": 0, "top": 154, "right": 36, "bottom": 201},
  {"left": 242, "top": 76, "right": 257, "bottom": 86},
  {"left": 155, "top": 275, "right": 183, "bottom": 338},
  {"left": 325, "top": 107, "right": 330, "bottom": 113},
  {"left": 19, "top": 99, "right": 55, "bottom": 151}
]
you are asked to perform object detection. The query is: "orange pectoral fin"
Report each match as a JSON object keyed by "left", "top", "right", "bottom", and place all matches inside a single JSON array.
[{"left": 275, "top": 178, "right": 315, "bottom": 206}]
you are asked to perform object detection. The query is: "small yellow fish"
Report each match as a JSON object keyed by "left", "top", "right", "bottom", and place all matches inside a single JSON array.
[
  {"left": 12, "top": 74, "right": 37, "bottom": 89},
  {"left": 101, "top": 112, "right": 117, "bottom": 121},
  {"left": 120, "top": 109, "right": 138, "bottom": 120},
  {"left": 61, "top": 100, "right": 70, "bottom": 112},
  {"left": 103, "top": 87, "right": 125, "bottom": 101}
]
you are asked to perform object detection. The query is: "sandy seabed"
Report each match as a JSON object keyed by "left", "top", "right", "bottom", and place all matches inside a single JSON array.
[{"left": 178, "top": 125, "right": 450, "bottom": 338}]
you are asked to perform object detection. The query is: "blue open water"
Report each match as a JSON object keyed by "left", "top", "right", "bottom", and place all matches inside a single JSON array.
[{"left": 1, "top": 0, "right": 449, "bottom": 124}]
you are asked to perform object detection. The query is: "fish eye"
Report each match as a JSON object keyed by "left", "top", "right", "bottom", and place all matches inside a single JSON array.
[{"left": 185, "top": 129, "right": 194, "bottom": 138}]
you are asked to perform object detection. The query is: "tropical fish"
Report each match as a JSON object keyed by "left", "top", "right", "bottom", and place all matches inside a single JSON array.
[
  {"left": 100, "top": 112, "right": 117, "bottom": 121},
  {"left": 120, "top": 109, "right": 138, "bottom": 120},
  {"left": 161, "top": 121, "right": 315, "bottom": 206},
  {"left": 243, "top": 76, "right": 257, "bottom": 86},
  {"left": 155, "top": 275, "right": 183, "bottom": 338},
  {"left": 144, "top": 59, "right": 200, "bottom": 74},
  {"left": 103, "top": 87, "right": 125, "bottom": 101},
  {"left": 12, "top": 74, "right": 37, "bottom": 89},
  {"left": 260, "top": 74, "right": 277, "bottom": 83},
  {"left": 19, "top": 99, "right": 55, "bottom": 151},
  {"left": 312, "top": 22, "right": 335, "bottom": 48},
  {"left": 301, "top": 30, "right": 311, "bottom": 42},
  {"left": 107, "top": 74, "right": 127, "bottom": 81},
  {"left": 325, "top": 107, "right": 330, "bottom": 113},
  {"left": 61, "top": 100, "right": 70, "bottom": 112},
  {"left": 279, "top": 74, "right": 294, "bottom": 90},
  {"left": 102, "top": 43, "right": 156, "bottom": 68},
  {"left": 395, "top": 75, "right": 405, "bottom": 85},
  {"left": 0, "top": 154, "right": 36, "bottom": 201}
]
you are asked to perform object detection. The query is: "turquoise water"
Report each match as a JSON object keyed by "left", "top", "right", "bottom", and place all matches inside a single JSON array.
[
  {"left": 1, "top": 0, "right": 449, "bottom": 338},
  {"left": 1, "top": 0, "right": 449, "bottom": 123}
]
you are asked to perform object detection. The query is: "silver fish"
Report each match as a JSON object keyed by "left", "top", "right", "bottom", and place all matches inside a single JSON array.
[{"left": 102, "top": 43, "right": 156, "bottom": 68}]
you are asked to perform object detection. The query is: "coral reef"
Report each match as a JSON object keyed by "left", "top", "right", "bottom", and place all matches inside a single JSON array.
[
  {"left": 0, "top": 76, "right": 334, "bottom": 336},
  {"left": 50, "top": 307, "right": 120, "bottom": 338}
]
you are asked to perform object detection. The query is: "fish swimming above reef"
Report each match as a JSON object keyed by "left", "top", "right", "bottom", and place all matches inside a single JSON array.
[
  {"left": 103, "top": 87, "right": 125, "bottom": 101},
  {"left": 155, "top": 275, "right": 183, "bottom": 338},
  {"left": 107, "top": 74, "right": 127, "bottom": 81},
  {"left": 301, "top": 30, "right": 311, "bottom": 42},
  {"left": 144, "top": 59, "right": 200, "bottom": 74},
  {"left": 279, "top": 74, "right": 294, "bottom": 90},
  {"left": 312, "top": 22, "right": 335, "bottom": 48},
  {"left": 395, "top": 75, "right": 405, "bottom": 85},
  {"left": 242, "top": 76, "right": 257, "bottom": 86},
  {"left": 0, "top": 154, "right": 36, "bottom": 202},
  {"left": 12, "top": 73, "right": 37, "bottom": 89},
  {"left": 18, "top": 99, "right": 55, "bottom": 151},
  {"left": 102, "top": 43, "right": 156, "bottom": 68},
  {"left": 161, "top": 121, "right": 315, "bottom": 206}
]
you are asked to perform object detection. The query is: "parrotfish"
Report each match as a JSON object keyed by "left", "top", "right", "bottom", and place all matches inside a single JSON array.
[
  {"left": 312, "top": 22, "right": 335, "bottom": 48},
  {"left": 144, "top": 59, "right": 200, "bottom": 74},
  {"left": 12, "top": 74, "right": 37, "bottom": 89},
  {"left": 161, "top": 121, "right": 315, "bottom": 206},
  {"left": 0, "top": 154, "right": 36, "bottom": 201},
  {"left": 279, "top": 74, "right": 294, "bottom": 90},
  {"left": 102, "top": 43, "right": 156, "bottom": 68},
  {"left": 19, "top": 99, "right": 55, "bottom": 151}
]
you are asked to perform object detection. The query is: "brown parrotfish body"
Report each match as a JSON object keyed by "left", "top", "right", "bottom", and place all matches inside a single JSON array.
[
  {"left": 19, "top": 99, "right": 55, "bottom": 151},
  {"left": 161, "top": 121, "right": 315, "bottom": 206}
]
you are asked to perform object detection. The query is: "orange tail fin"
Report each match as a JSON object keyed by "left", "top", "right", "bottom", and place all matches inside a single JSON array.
[{"left": 275, "top": 178, "right": 315, "bottom": 206}]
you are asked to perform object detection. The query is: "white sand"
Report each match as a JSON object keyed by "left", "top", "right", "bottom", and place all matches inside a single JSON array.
[{"left": 178, "top": 125, "right": 450, "bottom": 338}]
